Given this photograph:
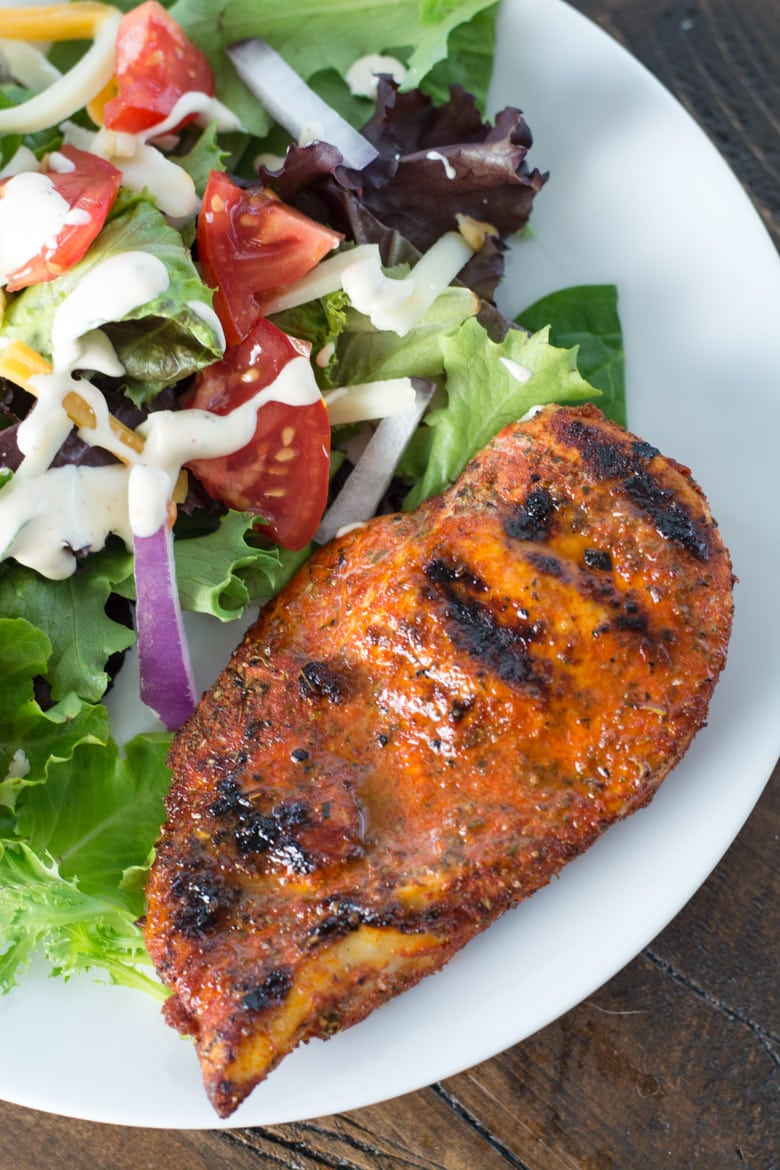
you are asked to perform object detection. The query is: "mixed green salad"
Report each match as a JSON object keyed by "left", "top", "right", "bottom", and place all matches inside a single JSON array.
[{"left": 0, "top": 0, "right": 625, "bottom": 999}]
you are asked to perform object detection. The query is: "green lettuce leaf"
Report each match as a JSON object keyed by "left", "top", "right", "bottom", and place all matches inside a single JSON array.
[
  {"left": 0, "top": 550, "right": 135, "bottom": 704},
  {"left": 0, "top": 619, "right": 109, "bottom": 813},
  {"left": 402, "top": 317, "right": 596, "bottom": 508},
  {"left": 172, "top": 510, "right": 308, "bottom": 618},
  {"left": 169, "top": 0, "right": 499, "bottom": 137},
  {"left": 173, "top": 120, "right": 229, "bottom": 196},
  {"left": 0, "top": 840, "right": 166, "bottom": 997},
  {"left": 333, "top": 286, "right": 479, "bottom": 386},
  {"left": 15, "top": 732, "right": 170, "bottom": 898},
  {"left": 0, "top": 617, "right": 171, "bottom": 996},
  {"left": 516, "top": 284, "right": 626, "bottom": 426},
  {"left": 1, "top": 192, "right": 223, "bottom": 406}
]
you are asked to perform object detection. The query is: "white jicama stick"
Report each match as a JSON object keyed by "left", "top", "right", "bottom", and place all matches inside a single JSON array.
[
  {"left": 323, "top": 378, "right": 417, "bottom": 427},
  {"left": 227, "top": 37, "right": 379, "bottom": 171},
  {"left": 314, "top": 380, "right": 435, "bottom": 545}
]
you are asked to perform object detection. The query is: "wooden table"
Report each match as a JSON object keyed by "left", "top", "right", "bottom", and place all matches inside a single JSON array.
[{"left": 2, "top": 2, "right": 778, "bottom": 1166}]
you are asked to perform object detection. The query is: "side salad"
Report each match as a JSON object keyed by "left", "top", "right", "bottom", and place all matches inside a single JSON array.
[{"left": 0, "top": 0, "right": 625, "bottom": 999}]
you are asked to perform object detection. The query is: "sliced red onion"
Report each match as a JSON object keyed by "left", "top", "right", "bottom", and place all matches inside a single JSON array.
[
  {"left": 227, "top": 38, "right": 379, "bottom": 171},
  {"left": 133, "top": 522, "right": 198, "bottom": 731}
]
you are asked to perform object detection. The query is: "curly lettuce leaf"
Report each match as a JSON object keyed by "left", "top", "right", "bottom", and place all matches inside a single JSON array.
[
  {"left": 1, "top": 193, "right": 223, "bottom": 406},
  {"left": 110, "top": 510, "right": 309, "bottom": 620},
  {"left": 0, "top": 840, "right": 166, "bottom": 997},
  {"left": 0, "top": 618, "right": 171, "bottom": 995},
  {"left": 15, "top": 732, "right": 170, "bottom": 898},
  {"left": 332, "top": 285, "right": 479, "bottom": 385},
  {"left": 0, "top": 550, "right": 134, "bottom": 704},
  {"left": 172, "top": 510, "right": 308, "bottom": 618},
  {"left": 402, "top": 317, "right": 596, "bottom": 508}
]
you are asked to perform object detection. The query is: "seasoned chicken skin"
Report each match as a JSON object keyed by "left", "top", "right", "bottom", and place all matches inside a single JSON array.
[{"left": 144, "top": 404, "right": 733, "bottom": 1117}]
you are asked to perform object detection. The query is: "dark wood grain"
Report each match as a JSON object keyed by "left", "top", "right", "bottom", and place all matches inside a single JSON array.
[
  {"left": 1, "top": 3, "right": 777, "bottom": 1168},
  {"left": 573, "top": 0, "right": 780, "bottom": 248}
]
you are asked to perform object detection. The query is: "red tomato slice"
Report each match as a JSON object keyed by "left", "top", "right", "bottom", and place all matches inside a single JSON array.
[
  {"left": 185, "top": 318, "right": 331, "bottom": 551},
  {"left": 103, "top": 0, "right": 214, "bottom": 134},
  {"left": 197, "top": 171, "right": 343, "bottom": 345},
  {"left": 1, "top": 146, "right": 121, "bottom": 292}
]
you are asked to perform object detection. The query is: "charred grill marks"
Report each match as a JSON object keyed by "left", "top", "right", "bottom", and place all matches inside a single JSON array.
[
  {"left": 310, "top": 896, "right": 382, "bottom": 942},
  {"left": 424, "top": 559, "right": 545, "bottom": 690},
  {"left": 504, "top": 486, "right": 556, "bottom": 541},
  {"left": 583, "top": 548, "right": 613, "bottom": 572},
  {"left": 171, "top": 870, "right": 232, "bottom": 938},
  {"left": 622, "top": 471, "right": 710, "bottom": 562},
  {"left": 299, "top": 660, "right": 347, "bottom": 703},
  {"left": 211, "top": 779, "right": 313, "bottom": 872},
  {"left": 557, "top": 416, "right": 710, "bottom": 562},
  {"left": 242, "top": 967, "right": 293, "bottom": 1013}
]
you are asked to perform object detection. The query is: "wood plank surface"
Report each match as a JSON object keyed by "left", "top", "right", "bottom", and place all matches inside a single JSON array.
[{"left": 1, "top": 2, "right": 777, "bottom": 1168}]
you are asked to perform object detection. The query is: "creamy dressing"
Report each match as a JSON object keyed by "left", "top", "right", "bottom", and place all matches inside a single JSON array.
[
  {"left": 341, "top": 232, "right": 474, "bottom": 335},
  {"left": 50, "top": 250, "right": 170, "bottom": 371},
  {"left": 142, "top": 91, "right": 243, "bottom": 140},
  {"left": 0, "top": 33, "right": 320, "bottom": 577},
  {"left": 1, "top": 243, "right": 324, "bottom": 568},
  {"left": 0, "top": 171, "right": 72, "bottom": 285},
  {"left": 345, "top": 54, "right": 407, "bottom": 98},
  {"left": 263, "top": 233, "right": 475, "bottom": 336},
  {"left": 187, "top": 299, "right": 226, "bottom": 351},
  {"left": 426, "top": 150, "right": 456, "bottom": 180},
  {"left": 62, "top": 122, "right": 199, "bottom": 221},
  {"left": 58, "top": 90, "right": 240, "bottom": 226},
  {"left": 500, "top": 356, "right": 533, "bottom": 384},
  {"left": 0, "top": 464, "right": 133, "bottom": 579}
]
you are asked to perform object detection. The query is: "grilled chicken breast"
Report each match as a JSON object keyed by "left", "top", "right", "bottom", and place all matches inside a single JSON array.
[{"left": 144, "top": 404, "right": 733, "bottom": 1117}]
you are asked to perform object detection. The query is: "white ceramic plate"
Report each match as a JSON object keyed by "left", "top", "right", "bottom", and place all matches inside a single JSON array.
[{"left": 2, "top": 0, "right": 779, "bottom": 1129}]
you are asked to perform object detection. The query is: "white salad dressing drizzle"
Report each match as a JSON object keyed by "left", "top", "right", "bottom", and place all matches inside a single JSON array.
[
  {"left": 16, "top": 251, "right": 169, "bottom": 474},
  {"left": 59, "top": 89, "right": 241, "bottom": 226},
  {"left": 0, "top": 239, "right": 324, "bottom": 568},
  {"left": 500, "top": 356, "right": 533, "bottom": 384},
  {"left": 187, "top": 300, "right": 226, "bottom": 351},
  {"left": 0, "top": 171, "right": 75, "bottom": 285},
  {"left": 345, "top": 54, "right": 407, "bottom": 99},
  {"left": 143, "top": 91, "right": 243, "bottom": 140},
  {"left": 262, "top": 234, "right": 475, "bottom": 336},
  {"left": 0, "top": 464, "right": 133, "bottom": 580},
  {"left": 425, "top": 150, "right": 456, "bottom": 180},
  {"left": 50, "top": 250, "right": 170, "bottom": 370}
]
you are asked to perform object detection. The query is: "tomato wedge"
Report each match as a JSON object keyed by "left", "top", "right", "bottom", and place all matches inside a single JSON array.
[
  {"left": 0, "top": 146, "right": 121, "bottom": 292},
  {"left": 103, "top": 0, "right": 214, "bottom": 134},
  {"left": 197, "top": 171, "right": 343, "bottom": 345},
  {"left": 185, "top": 318, "right": 331, "bottom": 551}
]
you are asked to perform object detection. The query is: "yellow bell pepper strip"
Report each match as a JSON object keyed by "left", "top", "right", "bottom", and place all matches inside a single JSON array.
[
  {"left": 85, "top": 75, "right": 118, "bottom": 127},
  {"left": 0, "top": 2, "right": 117, "bottom": 42},
  {"left": 0, "top": 4, "right": 121, "bottom": 134}
]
